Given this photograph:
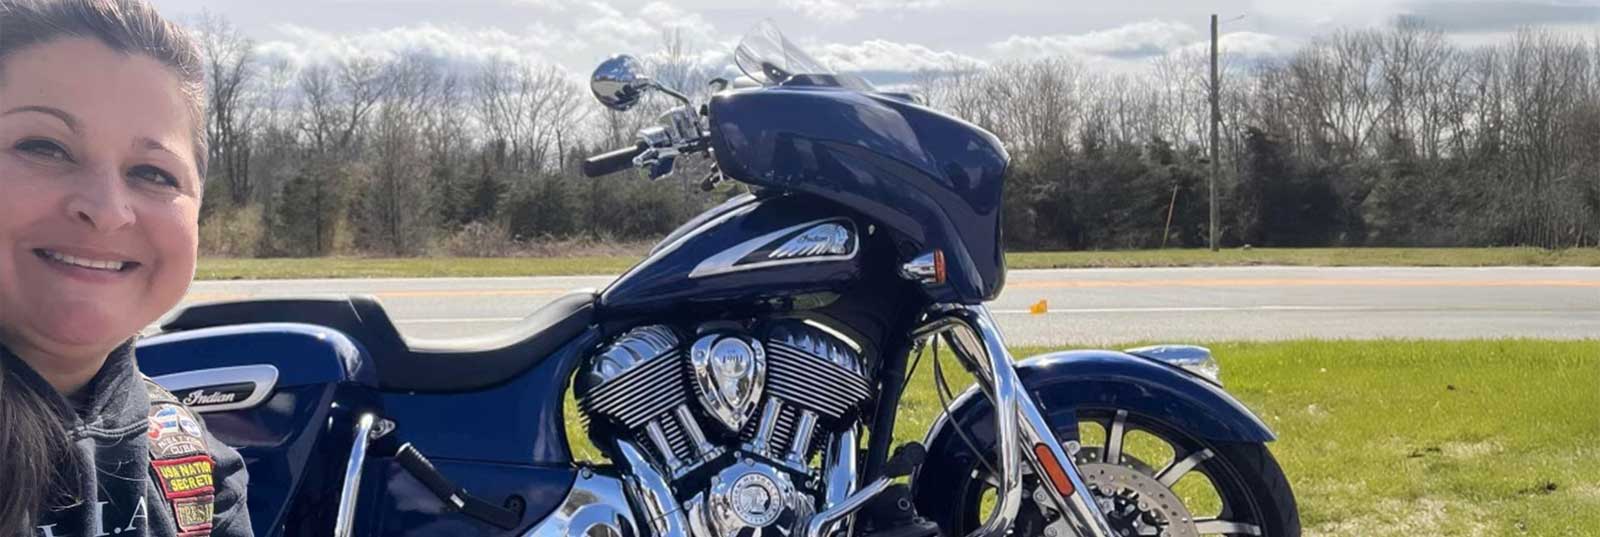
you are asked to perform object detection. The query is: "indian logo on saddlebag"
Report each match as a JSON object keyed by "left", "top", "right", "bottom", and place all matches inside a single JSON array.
[{"left": 182, "top": 389, "right": 240, "bottom": 406}]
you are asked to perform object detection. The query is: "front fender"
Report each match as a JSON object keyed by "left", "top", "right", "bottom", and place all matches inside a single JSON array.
[
  {"left": 913, "top": 349, "right": 1274, "bottom": 520},
  {"left": 920, "top": 349, "right": 1274, "bottom": 478}
]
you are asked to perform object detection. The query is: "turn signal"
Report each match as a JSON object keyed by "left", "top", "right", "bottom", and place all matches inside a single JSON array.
[
  {"left": 1031, "top": 443, "right": 1076, "bottom": 497},
  {"left": 900, "top": 249, "right": 947, "bottom": 285}
]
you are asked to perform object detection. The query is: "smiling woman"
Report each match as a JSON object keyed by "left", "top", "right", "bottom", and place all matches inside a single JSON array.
[{"left": 0, "top": 1, "right": 251, "bottom": 536}]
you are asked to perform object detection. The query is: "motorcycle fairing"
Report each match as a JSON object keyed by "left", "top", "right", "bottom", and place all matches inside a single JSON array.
[{"left": 707, "top": 85, "right": 1009, "bottom": 303}]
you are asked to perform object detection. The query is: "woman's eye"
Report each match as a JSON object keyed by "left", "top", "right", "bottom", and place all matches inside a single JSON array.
[
  {"left": 130, "top": 164, "right": 179, "bottom": 188},
  {"left": 16, "top": 139, "right": 71, "bottom": 161}
]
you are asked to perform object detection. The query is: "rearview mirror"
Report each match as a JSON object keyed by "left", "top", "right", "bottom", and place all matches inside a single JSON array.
[{"left": 591, "top": 54, "right": 651, "bottom": 111}]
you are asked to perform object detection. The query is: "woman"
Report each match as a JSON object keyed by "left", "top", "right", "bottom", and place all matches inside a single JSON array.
[{"left": 0, "top": 1, "right": 251, "bottom": 536}]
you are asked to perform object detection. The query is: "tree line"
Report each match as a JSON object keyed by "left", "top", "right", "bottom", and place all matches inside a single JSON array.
[{"left": 191, "top": 17, "right": 1600, "bottom": 258}]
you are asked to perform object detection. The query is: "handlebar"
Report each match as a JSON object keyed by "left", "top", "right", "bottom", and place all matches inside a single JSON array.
[{"left": 582, "top": 143, "right": 649, "bottom": 178}]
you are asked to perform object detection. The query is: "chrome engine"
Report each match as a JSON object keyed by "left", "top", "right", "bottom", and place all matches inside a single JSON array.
[{"left": 576, "top": 321, "right": 873, "bottom": 537}]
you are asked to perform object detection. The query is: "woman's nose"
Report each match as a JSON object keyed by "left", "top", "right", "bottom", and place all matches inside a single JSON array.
[{"left": 63, "top": 170, "right": 136, "bottom": 232}]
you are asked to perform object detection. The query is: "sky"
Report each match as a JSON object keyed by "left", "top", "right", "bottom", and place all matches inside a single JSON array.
[{"left": 148, "top": 0, "right": 1600, "bottom": 83}]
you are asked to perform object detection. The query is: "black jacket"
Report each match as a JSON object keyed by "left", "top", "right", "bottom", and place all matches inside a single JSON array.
[{"left": 2, "top": 341, "right": 251, "bottom": 537}]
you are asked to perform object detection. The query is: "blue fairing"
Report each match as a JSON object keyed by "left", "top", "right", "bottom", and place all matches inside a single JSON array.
[{"left": 708, "top": 85, "right": 1009, "bottom": 303}]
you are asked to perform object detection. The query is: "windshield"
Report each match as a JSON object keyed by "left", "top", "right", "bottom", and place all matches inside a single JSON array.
[{"left": 735, "top": 20, "right": 833, "bottom": 85}]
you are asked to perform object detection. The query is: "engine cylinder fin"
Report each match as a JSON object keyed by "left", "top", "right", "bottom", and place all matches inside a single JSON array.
[{"left": 767, "top": 344, "right": 872, "bottom": 393}]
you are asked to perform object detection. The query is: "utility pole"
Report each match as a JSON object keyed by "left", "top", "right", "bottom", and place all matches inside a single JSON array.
[{"left": 1208, "top": 14, "right": 1221, "bottom": 252}]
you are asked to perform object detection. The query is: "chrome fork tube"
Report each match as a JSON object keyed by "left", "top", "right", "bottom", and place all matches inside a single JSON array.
[
  {"left": 616, "top": 439, "right": 691, "bottom": 537},
  {"left": 935, "top": 305, "right": 1114, "bottom": 537}
]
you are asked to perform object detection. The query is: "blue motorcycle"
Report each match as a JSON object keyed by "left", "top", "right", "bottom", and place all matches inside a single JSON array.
[{"left": 137, "top": 22, "right": 1299, "bottom": 537}]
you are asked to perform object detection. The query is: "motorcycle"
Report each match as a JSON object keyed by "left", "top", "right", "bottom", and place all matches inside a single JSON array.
[{"left": 136, "top": 21, "right": 1299, "bottom": 537}]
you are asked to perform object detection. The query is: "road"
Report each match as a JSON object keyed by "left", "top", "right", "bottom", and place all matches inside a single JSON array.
[{"left": 171, "top": 267, "right": 1599, "bottom": 346}]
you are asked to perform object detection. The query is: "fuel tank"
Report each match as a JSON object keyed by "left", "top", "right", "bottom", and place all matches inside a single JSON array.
[{"left": 600, "top": 193, "right": 866, "bottom": 315}]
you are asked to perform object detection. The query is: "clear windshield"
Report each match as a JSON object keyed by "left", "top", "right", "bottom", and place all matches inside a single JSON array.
[{"left": 735, "top": 20, "right": 833, "bottom": 86}]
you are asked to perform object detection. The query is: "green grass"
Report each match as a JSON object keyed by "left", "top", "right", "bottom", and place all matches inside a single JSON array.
[
  {"left": 1007, "top": 246, "right": 1600, "bottom": 269},
  {"left": 196, "top": 248, "right": 1600, "bottom": 280},
  {"left": 565, "top": 340, "right": 1600, "bottom": 536}
]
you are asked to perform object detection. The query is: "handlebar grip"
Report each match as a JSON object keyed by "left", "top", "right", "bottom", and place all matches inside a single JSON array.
[{"left": 582, "top": 143, "right": 648, "bottom": 178}]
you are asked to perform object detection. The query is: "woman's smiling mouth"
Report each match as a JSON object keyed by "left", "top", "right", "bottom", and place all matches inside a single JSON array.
[{"left": 32, "top": 248, "right": 141, "bottom": 273}]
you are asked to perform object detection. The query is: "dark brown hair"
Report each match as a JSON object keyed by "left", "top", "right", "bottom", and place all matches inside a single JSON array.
[
  {"left": 0, "top": 1, "right": 207, "bottom": 533},
  {"left": 0, "top": 0, "right": 208, "bottom": 177}
]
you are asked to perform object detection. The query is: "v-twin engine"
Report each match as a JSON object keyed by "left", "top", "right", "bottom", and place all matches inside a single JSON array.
[{"left": 576, "top": 320, "right": 874, "bottom": 537}]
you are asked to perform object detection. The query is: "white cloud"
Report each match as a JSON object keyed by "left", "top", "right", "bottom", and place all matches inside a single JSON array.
[
  {"left": 811, "top": 39, "right": 986, "bottom": 72},
  {"left": 781, "top": 0, "right": 951, "bottom": 23},
  {"left": 253, "top": 22, "right": 583, "bottom": 78},
  {"left": 1171, "top": 31, "right": 1300, "bottom": 63},
  {"left": 988, "top": 20, "right": 1203, "bottom": 61}
]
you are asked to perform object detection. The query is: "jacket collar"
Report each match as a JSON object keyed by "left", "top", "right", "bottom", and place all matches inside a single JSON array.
[{"left": 0, "top": 339, "right": 147, "bottom": 432}]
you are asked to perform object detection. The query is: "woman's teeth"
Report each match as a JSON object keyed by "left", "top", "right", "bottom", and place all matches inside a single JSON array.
[{"left": 38, "top": 249, "right": 129, "bottom": 272}]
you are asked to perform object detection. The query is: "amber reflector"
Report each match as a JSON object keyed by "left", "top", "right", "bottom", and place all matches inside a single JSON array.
[
  {"left": 933, "top": 249, "right": 947, "bottom": 284},
  {"left": 1032, "top": 443, "right": 1076, "bottom": 497}
]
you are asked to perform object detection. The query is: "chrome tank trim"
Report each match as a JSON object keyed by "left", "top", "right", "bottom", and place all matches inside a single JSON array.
[
  {"left": 520, "top": 468, "right": 641, "bottom": 537},
  {"left": 149, "top": 364, "right": 279, "bottom": 414},
  {"left": 689, "top": 218, "right": 858, "bottom": 279}
]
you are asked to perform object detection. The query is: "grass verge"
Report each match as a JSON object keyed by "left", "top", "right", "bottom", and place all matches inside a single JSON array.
[
  {"left": 197, "top": 247, "right": 1600, "bottom": 280},
  {"left": 566, "top": 339, "right": 1600, "bottom": 536}
]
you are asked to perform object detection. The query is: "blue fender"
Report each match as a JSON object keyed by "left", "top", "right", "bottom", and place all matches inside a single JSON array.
[{"left": 919, "top": 349, "right": 1274, "bottom": 482}]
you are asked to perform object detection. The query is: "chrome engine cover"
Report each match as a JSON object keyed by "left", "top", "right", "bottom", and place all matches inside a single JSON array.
[
  {"left": 687, "top": 460, "right": 814, "bottom": 537},
  {"left": 578, "top": 321, "right": 873, "bottom": 479},
  {"left": 578, "top": 320, "right": 874, "bottom": 537}
]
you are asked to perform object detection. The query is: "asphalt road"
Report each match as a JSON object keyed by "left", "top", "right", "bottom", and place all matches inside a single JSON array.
[{"left": 171, "top": 267, "right": 1599, "bottom": 346}]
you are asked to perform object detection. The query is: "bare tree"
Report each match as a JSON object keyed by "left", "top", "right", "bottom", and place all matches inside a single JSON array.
[{"left": 194, "top": 12, "right": 258, "bottom": 205}]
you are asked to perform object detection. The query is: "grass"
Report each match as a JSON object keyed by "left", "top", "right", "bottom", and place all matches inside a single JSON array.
[
  {"left": 565, "top": 339, "right": 1600, "bottom": 536},
  {"left": 195, "top": 247, "right": 1600, "bottom": 280}
]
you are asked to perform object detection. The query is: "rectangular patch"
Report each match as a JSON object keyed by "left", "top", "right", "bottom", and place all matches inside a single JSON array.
[
  {"left": 172, "top": 494, "right": 215, "bottom": 534},
  {"left": 153, "top": 455, "right": 216, "bottom": 499}
]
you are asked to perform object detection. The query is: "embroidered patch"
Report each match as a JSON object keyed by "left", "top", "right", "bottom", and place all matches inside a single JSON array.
[
  {"left": 153, "top": 455, "right": 216, "bottom": 499},
  {"left": 148, "top": 404, "right": 208, "bottom": 459},
  {"left": 171, "top": 494, "right": 215, "bottom": 535}
]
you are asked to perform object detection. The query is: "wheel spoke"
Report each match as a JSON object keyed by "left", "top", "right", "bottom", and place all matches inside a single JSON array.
[
  {"left": 1155, "top": 448, "right": 1213, "bottom": 487},
  {"left": 1193, "top": 518, "right": 1262, "bottom": 535},
  {"left": 1104, "top": 410, "right": 1128, "bottom": 464}
]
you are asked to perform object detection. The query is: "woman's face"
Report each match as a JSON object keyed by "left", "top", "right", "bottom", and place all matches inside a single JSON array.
[{"left": 0, "top": 38, "right": 201, "bottom": 359}]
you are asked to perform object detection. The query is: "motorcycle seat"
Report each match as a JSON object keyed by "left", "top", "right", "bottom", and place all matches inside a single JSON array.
[{"left": 161, "top": 291, "right": 596, "bottom": 392}]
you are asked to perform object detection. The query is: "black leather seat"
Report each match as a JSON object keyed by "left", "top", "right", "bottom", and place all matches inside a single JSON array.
[{"left": 161, "top": 292, "right": 596, "bottom": 392}]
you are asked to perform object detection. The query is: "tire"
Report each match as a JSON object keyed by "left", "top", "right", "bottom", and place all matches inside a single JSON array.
[{"left": 914, "top": 406, "right": 1300, "bottom": 536}]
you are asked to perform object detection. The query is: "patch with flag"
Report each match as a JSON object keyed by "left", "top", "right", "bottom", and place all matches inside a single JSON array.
[{"left": 146, "top": 378, "right": 218, "bottom": 537}]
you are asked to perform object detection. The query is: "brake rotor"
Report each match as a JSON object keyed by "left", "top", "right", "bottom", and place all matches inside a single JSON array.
[{"left": 1074, "top": 462, "right": 1200, "bottom": 537}]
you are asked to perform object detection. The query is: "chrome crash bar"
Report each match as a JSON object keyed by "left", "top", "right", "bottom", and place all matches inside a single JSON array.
[{"left": 916, "top": 305, "right": 1115, "bottom": 537}]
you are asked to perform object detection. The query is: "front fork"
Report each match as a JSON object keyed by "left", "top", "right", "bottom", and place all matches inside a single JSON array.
[{"left": 915, "top": 305, "right": 1115, "bottom": 537}]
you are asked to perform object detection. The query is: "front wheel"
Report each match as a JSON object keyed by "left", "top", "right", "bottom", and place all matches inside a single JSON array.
[{"left": 915, "top": 406, "right": 1299, "bottom": 536}]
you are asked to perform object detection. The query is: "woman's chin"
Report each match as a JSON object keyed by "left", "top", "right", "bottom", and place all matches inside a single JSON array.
[{"left": 31, "top": 306, "right": 133, "bottom": 350}]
